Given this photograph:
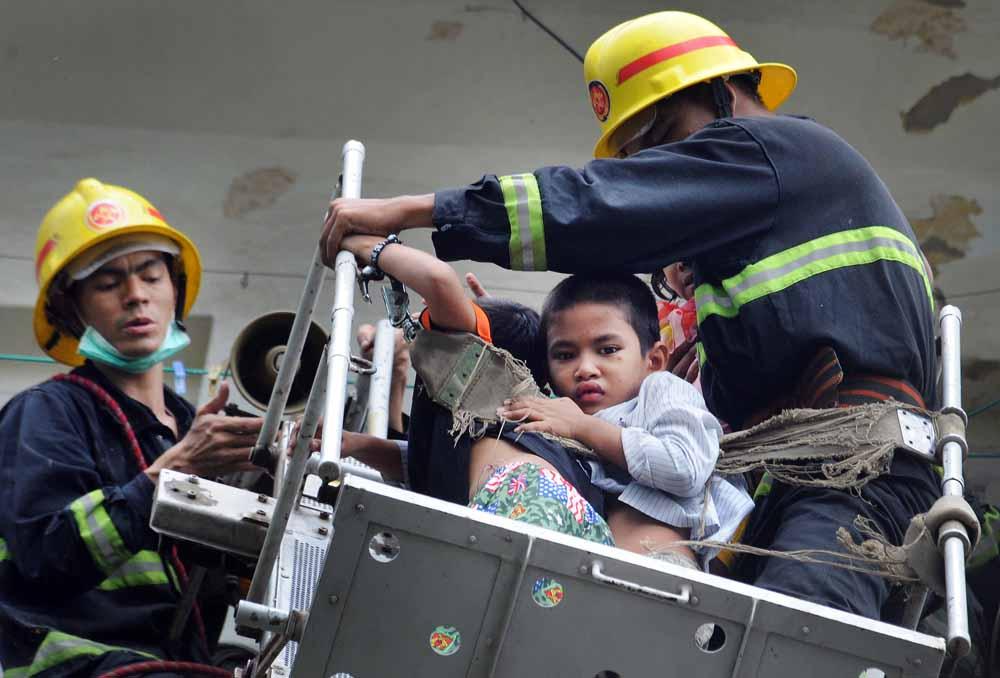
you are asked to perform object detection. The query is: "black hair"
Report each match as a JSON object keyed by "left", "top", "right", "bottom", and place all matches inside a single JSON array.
[
  {"left": 541, "top": 274, "right": 660, "bottom": 353},
  {"left": 668, "top": 70, "right": 764, "bottom": 119},
  {"left": 476, "top": 296, "right": 547, "bottom": 386}
]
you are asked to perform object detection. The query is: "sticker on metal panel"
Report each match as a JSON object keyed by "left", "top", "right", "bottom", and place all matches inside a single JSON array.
[
  {"left": 429, "top": 625, "right": 461, "bottom": 656},
  {"left": 86, "top": 200, "right": 125, "bottom": 230},
  {"left": 532, "top": 577, "right": 564, "bottom": 608}
]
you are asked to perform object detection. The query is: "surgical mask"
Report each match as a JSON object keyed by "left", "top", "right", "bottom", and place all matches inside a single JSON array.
[{"left": 77, "top": 320, "right": 190, "bottom": 373}]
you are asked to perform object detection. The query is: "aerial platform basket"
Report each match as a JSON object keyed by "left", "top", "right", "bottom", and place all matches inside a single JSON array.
[
  {"left": 289, "top": 475, "right": 945, "bottom": 678},
  {"left": 149, "top": 140, "right": 971, "bottom": 678}
]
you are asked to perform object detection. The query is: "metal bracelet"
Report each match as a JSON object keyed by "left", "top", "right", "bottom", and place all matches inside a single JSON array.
[{"left": 369, "top": 234, "right": 401, "bottom": 273}]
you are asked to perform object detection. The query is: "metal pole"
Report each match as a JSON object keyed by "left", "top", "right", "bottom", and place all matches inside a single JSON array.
[
  {"left": 318, "top": 141, "right": 365, "bottom": 480},
  {"left": 364, "top": 319, "right": 395, "bottom": 439},
  {"left": 247, "top": 196, "right": 342, "bottom": 467},
  {"left": 938, "top": 305, "right": 971, "bottom": 657},
  {"left": 246, "top": 348, "right": 329, "bottom": 604}
]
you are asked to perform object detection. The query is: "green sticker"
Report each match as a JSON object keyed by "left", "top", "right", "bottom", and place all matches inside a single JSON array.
[
  {"left": 429, "top": 625, "right": 461, "bottom": 656},
  {"left": 532, "top": 577, "right": 564, "bottom": 608}
]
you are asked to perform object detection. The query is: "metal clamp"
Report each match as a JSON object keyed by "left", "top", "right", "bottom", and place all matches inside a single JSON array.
[
  {"left": 357, "top": 264, "right": 384, "bottom": 303},
  {"left": 349, "top": 355, "right": 376, "bottom": 375},
  {"left": 589, "top": 561, "right": 692, "bottom": 605},
  {"left": 383, "top": 278, "right": 421, "bottom": 342}
]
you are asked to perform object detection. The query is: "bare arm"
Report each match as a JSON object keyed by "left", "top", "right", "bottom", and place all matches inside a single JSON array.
[{"left": 341, "top": 234, "right": 477, "bottom": 334}]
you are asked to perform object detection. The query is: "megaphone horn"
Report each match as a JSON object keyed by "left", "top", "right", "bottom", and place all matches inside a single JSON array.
[{"left": 229, "top": 311, "right": 328, "bottom": 414}]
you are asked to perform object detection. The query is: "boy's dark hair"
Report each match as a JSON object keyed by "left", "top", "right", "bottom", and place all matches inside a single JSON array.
[
  {"left": 477, "top": 297, "right": 547, "bottom": 386},
  {"left": 541, "top": 274, "right": 660, "bottom": 353}
]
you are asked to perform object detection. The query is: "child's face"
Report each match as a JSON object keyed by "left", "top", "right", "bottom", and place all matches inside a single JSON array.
[{"left": 545, "top": 302, "right": 664, "bottom": 414}]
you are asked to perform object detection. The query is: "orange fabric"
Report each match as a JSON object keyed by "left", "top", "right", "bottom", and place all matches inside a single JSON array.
[{"left": 419, "top": 304, "right": 493, "bottom": 344}]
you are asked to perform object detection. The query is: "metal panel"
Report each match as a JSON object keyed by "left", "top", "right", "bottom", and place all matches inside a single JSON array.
[{"left": 292, "top": 477, "right": 945, "bottom": 678}]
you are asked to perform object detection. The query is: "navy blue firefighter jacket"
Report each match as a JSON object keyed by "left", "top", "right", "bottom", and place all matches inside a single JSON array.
[
  {"left": 429, "top": 115, "right": 937, "bottom": 428},
  {"left": 0, "top": 362, "right": 206, "bottom": 677}
]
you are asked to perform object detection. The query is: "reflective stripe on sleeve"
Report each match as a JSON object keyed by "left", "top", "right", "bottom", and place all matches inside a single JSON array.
[
  {"left": 12, "top": 630, "right": 157, "bottom": 677},
  {"left": 695, "top": 226, "right": 933, "bottom": 324},
  {"left": 97, "top": 550, "right": 170, "bottom": 590},
  {"left": 68, "top": 489, "right": 132, "bottom": 576},
  {"left": 498, "top": 173, "right": 547, "bottom": 271}
]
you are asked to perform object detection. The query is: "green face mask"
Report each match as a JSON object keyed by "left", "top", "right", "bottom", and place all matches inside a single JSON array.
[{"left": 77, "top": 321, "right": 191, "bottom": 373}]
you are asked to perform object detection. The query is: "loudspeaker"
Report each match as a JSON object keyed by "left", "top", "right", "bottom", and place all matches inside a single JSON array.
[{"left": 229, "top": 312, "right": 328, "bottom": 413}]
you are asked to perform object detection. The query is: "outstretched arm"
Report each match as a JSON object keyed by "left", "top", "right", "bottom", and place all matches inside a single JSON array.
[
  {"left": 321, "top": 124, "right": 777, "bottom": 273},
  {"left": 340, "top": 234, "right": 477, "bottom": 334}
]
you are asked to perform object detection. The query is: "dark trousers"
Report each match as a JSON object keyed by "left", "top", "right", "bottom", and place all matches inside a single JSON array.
[{"left": 735, "top": 453, "right": 940, "bottom": 620}]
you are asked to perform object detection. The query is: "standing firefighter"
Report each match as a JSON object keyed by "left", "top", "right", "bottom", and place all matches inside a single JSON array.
[
  {"left": 0, "top": 179, "right": 262, "bottom": 676},
  {"left": 321, "top": 12, "right": 939, "bottom": 620}
]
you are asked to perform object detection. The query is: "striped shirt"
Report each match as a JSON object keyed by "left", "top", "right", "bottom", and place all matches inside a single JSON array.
[{"left": 587, "top": 371, "right": 754, "bottom": 566}]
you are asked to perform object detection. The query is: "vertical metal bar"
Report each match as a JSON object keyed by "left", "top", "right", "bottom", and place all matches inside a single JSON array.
[
  {"left": 486, "top": 536, "right": 534, "bottom": 678},
  {"left": 729, "top": 599, "right": 758, "bottom": 678},
  {"left": 900, "top": 587, "right": 930, "bottom": 630},
  {"left": 247, "top": 347, "right": 329, "bottom": 604},
  {"left": 318, "top": 141, "right": 365, "bottom": 479},
  {"left": 938, "top": 305, "right": 970, "bottom": 657},
  {"left": 248, "top": 191, "right": 341, "bottom": 465},
  {"left": 364, "top": 319, "right": 395, "bottom": 439}
]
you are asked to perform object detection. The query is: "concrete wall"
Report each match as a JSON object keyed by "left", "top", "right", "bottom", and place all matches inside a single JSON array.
[{"left": 1, "top": 0, "right": 997, "bottom": 494}]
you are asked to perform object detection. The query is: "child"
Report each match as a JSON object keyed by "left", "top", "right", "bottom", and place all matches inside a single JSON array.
[
  {"left": 499, "top": 274, "right": 753, "bottom": 568},
  {"left": 337, "top": 234, "right": 615, "bottom": 546}
]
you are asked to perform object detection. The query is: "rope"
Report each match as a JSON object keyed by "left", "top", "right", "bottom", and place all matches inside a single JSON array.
[
  {"left": 98, "top": 660, "right": 231, "bottom": 678},
  {"left": 52, "top": 374, "right": 211, "bottom": 657}
]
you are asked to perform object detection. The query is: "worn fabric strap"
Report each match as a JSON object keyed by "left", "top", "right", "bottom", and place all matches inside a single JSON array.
[
  {"left": 718, "top": 401, "right": 944, "bottom": 490},
  {"left": 411, "top": 330, "right": 594, "bottom": 457}
]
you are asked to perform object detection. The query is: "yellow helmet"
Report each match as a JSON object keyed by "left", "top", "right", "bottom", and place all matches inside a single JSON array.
[
  {"left": 33, "top": 178, "right": 202, "bottom": 366},
  {"left": 583, "top": 11, "right": 797, "bottom": 158}
]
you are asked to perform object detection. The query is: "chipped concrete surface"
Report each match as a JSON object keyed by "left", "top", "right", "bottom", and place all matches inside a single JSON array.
[
  {"left": 871, "top": 0, "right": 966, "bottom": 58},
  {"left": 427, "top": 20, "right": 464, "bottom": 41},
  {"left": 902, "top": 73, "right": 1000, "bottom": 132},
  {"left": 965, "top": 358, "right": 1000, "bottom": 383},
  {"left": 911, "top": 194, "right": 982, "bottom": 273},
  {"left": 223, "top": 167, "right": 297, "bottom": 218}
]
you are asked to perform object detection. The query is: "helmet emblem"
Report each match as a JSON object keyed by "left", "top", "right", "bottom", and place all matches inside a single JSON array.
[
  {"left": 588, "top": 80, "right": 610, "bottom": 122},
  {"left": 86, "top": 200, "right": 125, "bottom": 231},
  {"left": 147, "top": 206, "right": 165, "bottom": 221}
]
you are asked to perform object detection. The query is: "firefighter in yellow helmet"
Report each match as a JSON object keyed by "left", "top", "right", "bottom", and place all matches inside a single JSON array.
[
  {"left": 1, "top": 179, "right": 262, "bottom": 676},
  {"left": 318, "top": 10, "right": 939, "bottom": 622}
]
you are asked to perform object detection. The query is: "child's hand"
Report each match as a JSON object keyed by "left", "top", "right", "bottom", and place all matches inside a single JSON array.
[{"left": 498, "top": 396, "right": 587, "bottom": 440}]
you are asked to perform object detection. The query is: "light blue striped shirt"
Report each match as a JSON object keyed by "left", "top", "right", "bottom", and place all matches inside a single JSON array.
[{"left": 587, "top": 371, "right": 754, "bottom": 566}]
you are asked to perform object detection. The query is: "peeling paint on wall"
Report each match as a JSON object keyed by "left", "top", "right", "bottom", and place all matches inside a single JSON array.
[
  {"left": 870, "top": 0, "right": 966, "bottom": 59},
  {"left": 902, "top": 73, "right": 1000, "bottom": 132},
  {"left": 910, "top": 194, "right": 982, "bottom": 273},
  {"left": 427, "top": 21, "right": 464, "bottom": 41},
  {"left": 964, "top": 358, "right": 1000, "bottom": 382},
  {"left": 223, "top": 167, "right": 297, "bottom": 218}
]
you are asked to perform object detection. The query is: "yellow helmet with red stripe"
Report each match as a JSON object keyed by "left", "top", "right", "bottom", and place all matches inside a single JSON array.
[
  {"left": 33, "top": 178, "right": 202, "bottom": 366},
  {"left": 584, "top": 11, "right": 797, "bottom": 158}
]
